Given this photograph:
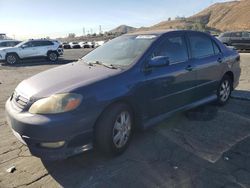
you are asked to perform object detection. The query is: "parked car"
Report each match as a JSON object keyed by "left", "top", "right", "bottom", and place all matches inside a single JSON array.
[
  {"left": 69, "top": 42, "right": 81, "bottom": 49},
  {"left": 62, "top": 42, "right": 71, "bottom": 49},
  {"left": 0, "top": 40, "right": 21, "bottom": 49},
  {"left": 88, "top": 41, "right": 95, "bottom": 48},
  {"left": 218, "top": 31, "right": 250, "bottom": 50},
  {"left": 94, "top": 40, "right": 105, "bottom": 48},
  {"left": 79, "top": 41, "right": 90, "bottom": 48},
  {"left": 5, "top": 30, "right": 241, "bottom": 160},
  {"left": 0, "top": 39, "right": 63, "bottom": 64}
]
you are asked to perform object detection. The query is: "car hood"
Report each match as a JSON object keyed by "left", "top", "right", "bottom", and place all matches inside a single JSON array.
[
  {"left": 15, "top": 62, "right": 121, "bottom": 99},
  {"left": 0, "top": 47, "right": 18, "bottom": 52}
]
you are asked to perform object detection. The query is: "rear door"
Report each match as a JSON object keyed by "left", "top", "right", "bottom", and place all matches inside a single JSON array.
[
  {"left": 187, "top": 32, "right": 223, "bottom": 100},
  {"left": 41, "top": 41, "right": 55, "bottom": 56},
  {"left": 144, "top": 32, "right": 196, "bottom": 117},
  {"left": 32, "top": 41, "right": 49, "bottom": 56}
]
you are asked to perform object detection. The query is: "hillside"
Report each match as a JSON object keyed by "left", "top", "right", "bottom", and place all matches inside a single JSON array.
[
  {"left": 190, "top": 0, "right": 250, "bottom": 31},
  {"left": 140, "top": 0, "right": 250, "bottom": 32},
  {"left": 109, "top": 25, "right": 137, "bottom": 34}
]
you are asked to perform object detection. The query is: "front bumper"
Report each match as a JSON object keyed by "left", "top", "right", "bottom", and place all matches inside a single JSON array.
[
  {"left": 0, "top": 53, "right": 5, "bottom": 61},
  {"left": 5, "top": 98, "right": 94, "bottom": 160}
]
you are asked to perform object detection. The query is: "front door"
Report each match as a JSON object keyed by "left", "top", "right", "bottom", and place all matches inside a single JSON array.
[
  {"left": 144, "top": 32, "right": 196, "bottom": 117},
  {"left": 18, "top": 41, "right": 37, "bottom": 58}
]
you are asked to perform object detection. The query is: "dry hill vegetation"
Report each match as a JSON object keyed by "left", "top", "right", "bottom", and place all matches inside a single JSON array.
[{"left": 144, "top": 0, "right": 250, "bottom": 32}]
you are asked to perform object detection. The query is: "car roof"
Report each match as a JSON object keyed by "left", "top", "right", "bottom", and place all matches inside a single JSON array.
[
  {"left": 125, "top": 29, "right": 210, "bottom": 36},
  {"left": 222, "top": 31, "right": 250, "bottom": 34},
  {"left": 125, "top": 29, "right": 175, "bottom": 36},
  {"left": 27, "top": 39, "right": 54, "bottom": 42}
]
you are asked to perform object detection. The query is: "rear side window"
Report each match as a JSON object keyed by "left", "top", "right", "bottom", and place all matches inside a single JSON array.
[
  {"left": 231, "top": 32, "right": 242, "bottom": 38},
  {"left": 41, "top": 41, "right": 54, "bottom": 46},
  {"left": 189, "top": 34, "right": 214, "bottom": 58},
  {"left": 32, "top": 41, "right": 54, "bottom": 47},
  {"left": 152, "top": 35, "right": 188, "bottom": 64}
]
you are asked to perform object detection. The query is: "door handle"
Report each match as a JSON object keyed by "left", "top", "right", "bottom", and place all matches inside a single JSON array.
[{"left": 185, "top": 65, "right": 193, "bottom": 71}]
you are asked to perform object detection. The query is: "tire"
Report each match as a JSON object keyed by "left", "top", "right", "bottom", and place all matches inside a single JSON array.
[
  {"left": 47, "top": 51, "right": 58, "bottom": 62},
  {"left": 217, "top": 75, "right": 232, "bottom": 106},
  {"left": 6, "top": 53, "right": 19, "bottom": 65},
  {"left": 95, "top": 103, "right": 134, "bottom": 156}
]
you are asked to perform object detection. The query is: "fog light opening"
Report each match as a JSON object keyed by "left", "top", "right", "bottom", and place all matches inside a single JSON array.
[{"left": 40, "top": 141, "right": 65, "bottom": 149}]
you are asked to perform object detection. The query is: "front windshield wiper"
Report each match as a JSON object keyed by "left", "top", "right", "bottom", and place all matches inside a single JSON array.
[{"left": 86, "top": 61, "right": 117, "bottom": 69}]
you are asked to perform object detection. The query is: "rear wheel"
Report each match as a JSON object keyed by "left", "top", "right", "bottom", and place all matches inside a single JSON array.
[
  {"left": 95, "top": 103, "right": 133, "bottom": 156},
  {"left": 6, "top": 53, "right": 19, "bottom": 65},
  {"left": 217, "top": 75, "right": 232, "bottom": 106},
  {"left": 47, "top": 51, "right": 58, "bottom": 62}
]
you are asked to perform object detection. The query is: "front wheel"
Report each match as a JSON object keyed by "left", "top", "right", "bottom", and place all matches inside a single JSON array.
[
  {"left": 217, "top": 75, "right": 232, "bottom": 106},
  {"left": 47, "top": 52, "right": 58, "bottom": 62},
  {"left": 95, "top": 103, "right": 133, "bottom": 156},
  {"left": 6, "top": 53, "right": 19, "bottom": 65}
]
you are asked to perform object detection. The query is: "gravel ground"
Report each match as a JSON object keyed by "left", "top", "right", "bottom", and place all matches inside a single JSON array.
[{"left": 0, "top": 50, "right": 250, "bottom": 188}]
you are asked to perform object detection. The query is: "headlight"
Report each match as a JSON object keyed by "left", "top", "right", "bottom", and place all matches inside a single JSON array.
[{"left": 29, "top": 93, "right": 82, "bottom": 114}]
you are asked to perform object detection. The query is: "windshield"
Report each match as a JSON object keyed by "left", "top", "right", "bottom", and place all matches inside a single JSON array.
[
  {"left": 15, "top": 40, "right": 28, "bottom": 47},
  {"left": 81, "top": 35, "right": 157, "bottom": 67}
]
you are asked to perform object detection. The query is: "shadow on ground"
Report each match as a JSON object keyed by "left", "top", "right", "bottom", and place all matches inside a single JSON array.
[
  {"left": 232, "top": 89, "right": 250, "bottom": 101},
  {"left": 40, "top": 101, "right": 250, "bottom": 188},
  {"left": 0, "top": 58, "right": 74, "bottom": 67}
]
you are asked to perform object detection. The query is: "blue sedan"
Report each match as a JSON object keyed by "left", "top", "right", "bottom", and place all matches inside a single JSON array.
[{"left": 5, "top": 30, "right": 241, "bottom": 160}]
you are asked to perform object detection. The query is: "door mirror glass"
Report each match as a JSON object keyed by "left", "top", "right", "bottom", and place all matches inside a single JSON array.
[
  {"left": 148, "top": 56, "right": 170, "bottom": 67},
  {"left": 21, "top": 44, "right": 28, "bottom": 49}
]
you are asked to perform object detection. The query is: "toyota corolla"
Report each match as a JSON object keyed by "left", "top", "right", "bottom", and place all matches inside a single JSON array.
[{"left": 5, "top": 30, "right": 241, "bottom": 160}]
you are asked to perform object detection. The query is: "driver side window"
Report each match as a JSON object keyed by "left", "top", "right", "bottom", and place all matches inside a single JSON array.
[
  {"left": 152, "top": 35, "right": 189, "bottom": 64},
  {"left": 23, "top": 42, "right": 34, "bottom": 48}
]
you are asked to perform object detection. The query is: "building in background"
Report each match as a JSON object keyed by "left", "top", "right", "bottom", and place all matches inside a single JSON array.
[{"left": 0, "top": 33, "right": 7, "bottom": 40}]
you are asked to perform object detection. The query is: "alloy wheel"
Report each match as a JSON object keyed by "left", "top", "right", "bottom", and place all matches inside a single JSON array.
[
  {"left": 49, "top": 53, "right": 57, "bottom": 61},
  {"left": 219, "top": 80, "right": 231, "bottom": 102},
  {"left": 112, "top": 111, "right": 131, "bottom": 148},
  {"left": 7, "top": 55, "right": 16, "bottom": 64}
]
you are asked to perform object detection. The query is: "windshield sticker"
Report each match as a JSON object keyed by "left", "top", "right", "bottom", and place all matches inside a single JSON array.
[{"left": 136, "top": 35, "right": 157, "bottom": 39}]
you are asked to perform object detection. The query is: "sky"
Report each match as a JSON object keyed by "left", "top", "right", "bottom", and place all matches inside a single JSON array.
[{"left": 0, "top": 0, "right": 232, "bottom": 40}]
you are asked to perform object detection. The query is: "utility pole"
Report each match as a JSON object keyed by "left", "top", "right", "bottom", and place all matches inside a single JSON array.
[
  {"left": 82, "top": 27, "right": 85, "bottom": 36},
  {"left": 99, "top": 25, "right": 102, "bottom": 34}
]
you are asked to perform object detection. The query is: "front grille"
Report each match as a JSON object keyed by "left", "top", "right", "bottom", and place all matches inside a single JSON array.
[{"left": 11, "top": 92, "right": 29, "bottom": 111}]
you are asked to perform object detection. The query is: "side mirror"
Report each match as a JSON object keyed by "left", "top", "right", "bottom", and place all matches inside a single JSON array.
[
  {"left": 148, "top": 56, "right": 170, "bottom": 67},
  {"left": 21, "top": 44, "right": 28, "bottom": 49}
]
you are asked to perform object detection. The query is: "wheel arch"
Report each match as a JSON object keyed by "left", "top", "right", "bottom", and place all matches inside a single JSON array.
[
  {"left": 93, "top": 98, "right": 141, "bottom": 134},
  {"left": 47, "top": 50, "right": 59, "bottom": 56},
  {"left": 223, "top": 71, "right": 234, "bottom": 83},
  {"left": 5, "top": 52, "right": 20, "bottom": 60}
]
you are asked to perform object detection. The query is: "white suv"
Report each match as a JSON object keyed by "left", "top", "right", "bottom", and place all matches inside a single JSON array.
[{"left": 0, "top": 39, "right": 64, "bottom": 65}]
